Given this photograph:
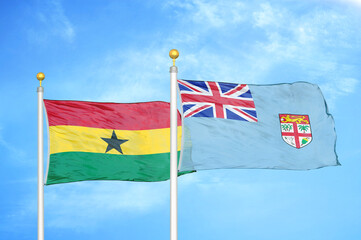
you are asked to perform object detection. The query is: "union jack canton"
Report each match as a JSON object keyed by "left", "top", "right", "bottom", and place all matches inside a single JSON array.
[{"left": 177, "top": 79, "right": 258, "bottom": 122}]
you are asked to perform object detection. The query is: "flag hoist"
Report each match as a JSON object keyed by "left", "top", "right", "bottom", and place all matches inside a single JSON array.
[
  {"left": 37, "top": 72, "right": 45, "bottom": 240},
  {"left": 169, "top": 49, "right": 179, "bottom": 240}
]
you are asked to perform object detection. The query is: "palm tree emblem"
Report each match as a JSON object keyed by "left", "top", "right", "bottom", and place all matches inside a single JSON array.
[
  {"left": 298, "top": 125, "right": 310, "bottom": 133},
  {"left": 281, "top": 124, "right": 293, "bottom": 132}
]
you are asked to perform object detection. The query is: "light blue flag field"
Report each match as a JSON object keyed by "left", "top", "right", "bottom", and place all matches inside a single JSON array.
[{"left": 177, "top": 79, "right": 339, "bottom": 172}]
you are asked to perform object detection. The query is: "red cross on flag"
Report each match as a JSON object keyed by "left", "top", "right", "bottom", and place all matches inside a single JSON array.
[{"left": 279, "top": 114, "right": 312, "bottom": 149}]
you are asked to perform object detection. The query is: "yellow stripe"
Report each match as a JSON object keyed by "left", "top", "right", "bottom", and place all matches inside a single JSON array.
[{"left": 49, "top": 125, "right": 182, "bottom": 155}]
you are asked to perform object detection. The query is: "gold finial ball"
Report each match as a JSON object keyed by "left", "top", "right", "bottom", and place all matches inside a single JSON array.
[
  {"left": 169, "top": 49, "right": 179, "bottom": 60},
  {"left": 36, "top": 72, "right": 45, "bottom": 81}
]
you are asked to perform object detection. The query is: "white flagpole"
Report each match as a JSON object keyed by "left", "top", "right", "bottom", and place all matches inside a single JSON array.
[
  {"left": 37, "top": 72, "right": 45, "bottom": 240},
  {"left": 169, "top": 49, "right": 179, "bottom": 240}
]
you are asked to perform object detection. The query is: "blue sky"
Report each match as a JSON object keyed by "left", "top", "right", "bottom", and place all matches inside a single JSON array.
[{"left": 1, "top": 0, "right": 361, "bottom": 239}]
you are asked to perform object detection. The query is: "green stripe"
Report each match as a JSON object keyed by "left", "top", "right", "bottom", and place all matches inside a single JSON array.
[{"left": 46, "top": 152, "right": 192, "bottom": 185}]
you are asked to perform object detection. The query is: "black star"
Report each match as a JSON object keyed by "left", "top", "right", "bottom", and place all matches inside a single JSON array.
[{"left": 101, "top": 130, "right": 128, "bottom": 154}]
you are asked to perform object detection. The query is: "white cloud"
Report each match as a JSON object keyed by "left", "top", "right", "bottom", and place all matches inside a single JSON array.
[
  {"left": 331, "top": 0, "right": 361, "bottom": 8},
  {"left": 45, "top": 45, "right": 175, "bottom": 103},
  {"left": 253, "top": 2, "right": 283, "bottom": 27},
  {"left": 92, "top": 48, "right": 172, "bottom": 103},
  {"left": 320, "top": 77, "right": 359, "bottom": 108},
  {"left": 7, "top": 181, "right": 169, "bottom": 230},
  {"left": 339, "top": 78, "right": 359, "bottom": 93},
  {"left": 44, "top": 181, "right": 169, "bottom": 229},
  {"left": 165, "top": 0, "right": 246, "bottom": 28},
  {"left": 164, "top": 0, "right": 361, "bottom": 107},
  {"left": 0, "top": 126, "right": 26, "bottom": 161},
  {"left": 3, "top": 180, "right": 169, "bottom": 232},
  {"left": 248, "top": 2, "right": 361, "bottom": 108},
  {"left": 29, "top": 0, "right": 75, "bottom": 43},
  {"left": 48, "top": 0, "right": 359, "bottom": 108},
  {"left": 178, "top": 170, "right": 295, "bottom": 224},
  {"left": 46, "top": 1, "right": 360, "bottom": 111}
]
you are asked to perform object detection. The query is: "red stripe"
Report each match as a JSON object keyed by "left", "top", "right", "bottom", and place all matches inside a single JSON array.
[
  {"left": 207, "top": 82, "right": 224, "bottom": 118},
  {"left": 44, "top": 100, "right": 181, "bottom": 130},
  {"left": 179, "top": 80, "right": 204, "bottom": 93},
  {"left": 281, "top": 122, "right": 312, "bottom": 149},
  {"left": 181, "top": 93, "right": 256, "bottom": 108},
  {"left": 233, "top": 108, "right": 258, "bottom": 122},
  {"left": 185, "top": 105, "right": 211, "bottom": 118},
  {"left": 224, "top": 84, "right": 247, "bottom": 96}
]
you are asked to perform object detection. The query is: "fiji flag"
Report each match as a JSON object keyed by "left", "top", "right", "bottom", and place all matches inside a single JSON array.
[{"left": 177, "top": 80, "right": 339, "bottom": 172}]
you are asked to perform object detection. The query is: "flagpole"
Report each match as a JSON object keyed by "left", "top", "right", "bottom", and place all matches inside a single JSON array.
[
  {"left": 169, "top": 49, "right": 179, "bottom": 240},
  {"left": 37, "top": 72, "right": 45, "bottom": 240}
]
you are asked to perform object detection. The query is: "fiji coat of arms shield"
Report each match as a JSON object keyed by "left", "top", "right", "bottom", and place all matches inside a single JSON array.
[{"left": 279, "top": 114, "right": 312, "bottom": 149}]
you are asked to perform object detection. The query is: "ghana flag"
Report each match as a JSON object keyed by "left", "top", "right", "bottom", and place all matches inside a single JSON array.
[{"left": 44, "top": 100, "right": 183, "bottom": 185}]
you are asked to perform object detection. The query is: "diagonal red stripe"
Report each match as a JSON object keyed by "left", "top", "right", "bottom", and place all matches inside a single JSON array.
[
  {"left": 233, "top": 108, "right": 258, "bottom": 122},
  {"left": 224, "top": 84, "right": 247, "bottom": 96},
  {"left": 185, "top": 105, "right": 212, "bottom": 118},
  {"left": 179, "top": 80, "right": 205, "bottom": 93}
]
